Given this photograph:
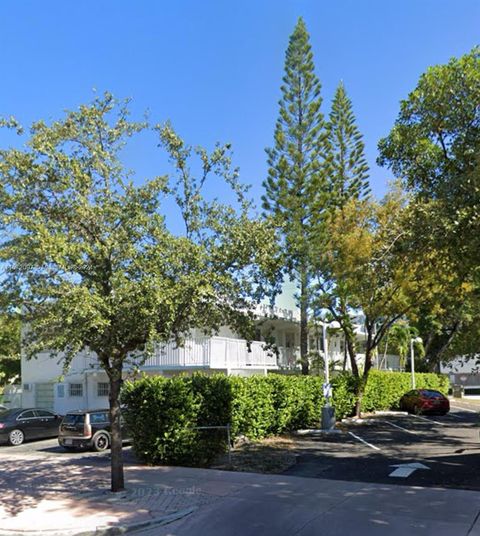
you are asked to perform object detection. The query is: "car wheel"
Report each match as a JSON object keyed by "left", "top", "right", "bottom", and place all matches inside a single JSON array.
[
  {"left": 8, "top": 429, "right": 25, "bottom": 446},
  {"left": 92, "top": 432, "right": 110, "bottom": 452},
  {"left": 413, "top": 404, "right": 423, "bottom": 415}
]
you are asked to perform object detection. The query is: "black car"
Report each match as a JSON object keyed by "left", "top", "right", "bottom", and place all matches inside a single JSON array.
[
  {"left": 58, "top": 409, "right": 129, "bottom": 452},
  {"left": 0, "top": 408, "right": 62, "bottom": 446}
]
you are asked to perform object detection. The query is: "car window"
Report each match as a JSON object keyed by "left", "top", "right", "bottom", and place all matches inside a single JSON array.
[
  {"left": 90, "top": 412, "right": 109, "bottom": 424},
  {"left": 18, "top": 410, "right": 36, "bottom": 419},
  {"left": 421, "top": 390, "right": 443, "bottom": 399},
  {"left": 35, "top": 410, "right": 55, "bottom": 417},
  {"left": 63, "top": 414, "right": 85, "bottom": 425}
]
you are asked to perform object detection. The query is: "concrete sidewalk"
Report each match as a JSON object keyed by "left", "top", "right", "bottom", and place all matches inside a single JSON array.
[{"left": 2, "top": 463, "right": 480, "bottom": 535}]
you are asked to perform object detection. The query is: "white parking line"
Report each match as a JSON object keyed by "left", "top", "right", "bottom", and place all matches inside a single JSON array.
[
  {"left": 411, "top": 414, "right": 445, "bottom": 426},
  {"left": 446, "top": 413, "right": 463, "bottom": 419},
  {"left": 348, "top": 431, "right": 381, "bottom": 451},
  {"left": 381, "top": 420, "right": 417, "bottom": 434},
  {"left": 451, "top": 405, "right": 478, "bottom": 414}
]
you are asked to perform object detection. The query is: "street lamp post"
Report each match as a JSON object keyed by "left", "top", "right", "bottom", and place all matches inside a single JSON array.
[
  {"left": 321, "top": 320, "right": 336, "bottom": 430},
  {"left": 410, "top": 336, "right": 422, "bottom": 389}
]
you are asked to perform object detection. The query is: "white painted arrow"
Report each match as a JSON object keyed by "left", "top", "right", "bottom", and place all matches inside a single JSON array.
[{"left": 389, "top": 462, "right": 430, "bottom": 478}]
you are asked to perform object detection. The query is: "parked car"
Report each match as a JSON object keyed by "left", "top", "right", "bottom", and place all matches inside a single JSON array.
[
  {"left": 0, "top": 408, "right": 62, "bottom": 446},
  {"left": 58, "top": 409, "right": 129, "bottom": 452},
  {"left": 399, "top": 389, "right": 450, "bottom": 415},
  {"left": 0, "top": 405, "right": 8, "bottom": 412}
]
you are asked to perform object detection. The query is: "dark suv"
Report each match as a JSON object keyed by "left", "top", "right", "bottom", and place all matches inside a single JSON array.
[{"left": 58, "top": 409, "right": 128, "bottom": 452}]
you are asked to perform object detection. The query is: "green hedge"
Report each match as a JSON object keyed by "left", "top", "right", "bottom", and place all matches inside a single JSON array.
[
  {"left": 122, "top": 370, "right": 449, "bottom": 466},
  {"left": 361, "top": 370, "right": 449, "bottom": 412}
]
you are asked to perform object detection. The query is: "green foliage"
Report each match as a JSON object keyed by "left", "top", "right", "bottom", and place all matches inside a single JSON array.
[
  {"left": 122, "top": 376, "right": 202, "bottom": 465},
  {"left": 325, "top": 81, "right": 370, "bottom": 206},
  {"left": 331, "top": 372, "right": 358, "bottom": 418},
  {"left": 263, "top": 18, "right": 327, "bottom": 375},
  {"left": 0, "top": 314, "right": 20, "bottom": 382},
  {"left": 0, "top": 93, "right": 278, "bottom": 490},
  {"left": 361, "top": 370, "right": 449, "bottom": 412},
  {"left": 378, "top": 47, "right": 480, "bottom": 368},
  {"left": 122, "top": 370, "right": 450, "bottom": 465}
]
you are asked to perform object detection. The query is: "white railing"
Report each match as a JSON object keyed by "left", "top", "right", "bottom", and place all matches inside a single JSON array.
[{"left": 142, "top": 336, "right": 278, "bottom": 370}]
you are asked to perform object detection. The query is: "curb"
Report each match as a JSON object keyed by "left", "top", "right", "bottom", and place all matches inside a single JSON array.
[
  {"left": 294, "top": 428, "right": 343, "bottom": 436},
  {"left": 0, "top": 507, "right": 197, "bottom": 536}
]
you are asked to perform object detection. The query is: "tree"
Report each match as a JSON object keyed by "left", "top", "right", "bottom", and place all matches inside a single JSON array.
[
  {"left": 324, "top": 81, "right": 370, "bottom": 207},
  {"left": 310, "top": 81, "right": 371, "bottom": 378},
  {"left": 0, "top": 313, "right": 21, "bottom": 384},
  {"left": 311, "top": 190, "right": 434, "bottom": 415},
  {"left": 263, "top": 17, "right": 327, "bottom": 375},
  {"left": 0, "top": 94, "right": 278, "bottom": 491},
  {"left": 378, "top": 47, "right": 480, "bottom": 365}
]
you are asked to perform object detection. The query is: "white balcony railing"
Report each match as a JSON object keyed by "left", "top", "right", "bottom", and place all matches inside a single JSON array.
[{"left": 142, "top": 336, "right": 278, "bottom": 370}]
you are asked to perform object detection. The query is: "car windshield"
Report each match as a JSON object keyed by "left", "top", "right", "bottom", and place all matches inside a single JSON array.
[{"left": 63, "top": 414, "right": 85, "bottom": 425}]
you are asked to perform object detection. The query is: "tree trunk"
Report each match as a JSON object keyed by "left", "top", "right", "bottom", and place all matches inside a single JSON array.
[
  {"left": 346, "top": 337, "right": 359, "bottom": 377},
  {"left": 108, "top": 366, "right": 125, "bottom": 492},
  {"left": 300, "top": 269, "right": 309, "bottom": 375},
  {"left": 354, "top": 327, "right": 375, "bottom": 417}
]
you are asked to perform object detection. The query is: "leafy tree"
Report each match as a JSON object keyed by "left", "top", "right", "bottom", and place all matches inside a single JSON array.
[
  {"left": 263, "top": 17, "right": 327, "bottom": 374},
  {"left": 311, "top": 190, "right": 435, "bottom": 415},
  {"left": 378, "top": 47, "right": 480, "bottom": 365},
  {"left": 0, "top": 94, "right": 278, "bottom": 491}
]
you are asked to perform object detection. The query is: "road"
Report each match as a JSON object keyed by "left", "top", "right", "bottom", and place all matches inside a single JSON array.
[{"left": 285, "top": 400, "right": 480, "bottom": 490}]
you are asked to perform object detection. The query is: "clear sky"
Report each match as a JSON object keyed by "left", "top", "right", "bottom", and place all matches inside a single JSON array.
[{"left": 1, "top": 0, "right": 479, "bottom": 206}]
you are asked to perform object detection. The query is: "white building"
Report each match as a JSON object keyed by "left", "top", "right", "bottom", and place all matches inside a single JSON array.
[
  {"left": 20, "top": 282, "right": 398, "bottom": 414},
  {"left": 440, "top": 357, "right": 480, "bottom": 397}
]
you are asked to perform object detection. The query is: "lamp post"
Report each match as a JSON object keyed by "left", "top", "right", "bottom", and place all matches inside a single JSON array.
[
  {"left": 321, "top": 319, "right": 336, "bottom": 430},
  {"left": 410, "top": 336, "right": 422, "bottom": 389}
]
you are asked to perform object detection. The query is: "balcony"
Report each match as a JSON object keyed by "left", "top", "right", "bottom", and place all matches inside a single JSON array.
[{"left": 142, "top": 336, "right": 278, "bottom": 370}]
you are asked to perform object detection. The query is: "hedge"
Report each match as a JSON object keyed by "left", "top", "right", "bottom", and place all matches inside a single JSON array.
[{"left": 121, "top": 370, "right": 449, "bottom": 466}]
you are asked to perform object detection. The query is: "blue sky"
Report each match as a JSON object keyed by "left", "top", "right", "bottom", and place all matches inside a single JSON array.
[{"left": 1, "top": 0, "right": 479, "bottom": 208}]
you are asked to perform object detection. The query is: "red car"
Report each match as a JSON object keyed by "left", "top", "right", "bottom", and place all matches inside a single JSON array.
[{"left": 399, "top": 389, "right": 450, "bottom": 415}]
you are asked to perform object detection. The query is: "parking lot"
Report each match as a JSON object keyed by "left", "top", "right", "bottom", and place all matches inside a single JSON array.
[
  {"left": 1, "top": 399, "right": 480, "bottom": 493},
  {"left": 285, "top": 399, "right": 480, "bottom": 491}
]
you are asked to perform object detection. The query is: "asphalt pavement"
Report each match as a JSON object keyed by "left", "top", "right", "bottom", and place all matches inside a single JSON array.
[{"left": 285, "top": 401, "right": 480, "bottom": 490}]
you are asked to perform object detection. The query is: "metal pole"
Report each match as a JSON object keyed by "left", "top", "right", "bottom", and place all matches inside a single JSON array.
[
  {"left": 410, "top": 338, "right": 416, "bottom": 389},
  {"left": 323, "top": 322, "right": 330, "bottom": 386},
  {"left": 226, "top": 424, "right": 232, "bottom": 466}
]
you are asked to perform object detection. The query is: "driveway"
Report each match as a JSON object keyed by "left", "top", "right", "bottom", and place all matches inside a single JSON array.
[{"left": 284, "top": 400, "right": 480, "bottom": 490}]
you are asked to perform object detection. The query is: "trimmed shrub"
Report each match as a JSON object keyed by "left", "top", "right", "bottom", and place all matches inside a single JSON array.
[
  {"left": 331, "top": 372, "right": 358, "bottom": 418},
  {"left": 122, "top": 370, "right": 449, "bottom": 466},
  {"left": 122, "top": 375, "right": 201, "bottom": 465}
]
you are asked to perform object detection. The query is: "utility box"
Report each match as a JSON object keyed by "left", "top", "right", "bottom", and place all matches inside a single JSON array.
[{"left": 452, "top": 384, "right": 464, "bottom": 398}]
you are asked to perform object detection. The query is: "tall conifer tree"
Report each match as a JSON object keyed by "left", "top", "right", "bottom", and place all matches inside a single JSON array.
[
  {"left": 326, "top": 81, "right": 370, "bottom": 206},
  {"left": 263, "top": 18, "right": 326, "bottom": 375}
]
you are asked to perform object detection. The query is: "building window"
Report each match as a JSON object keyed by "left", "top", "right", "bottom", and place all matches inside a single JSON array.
[
  {"left": 57, "top": 384, "right": 65, "bottom": 398},
  {"left": 97, "top": 382, "right": 109, "bottom": 397},
  {"left": 69, "top": 383, "right": 83, "bottom": 397}
]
